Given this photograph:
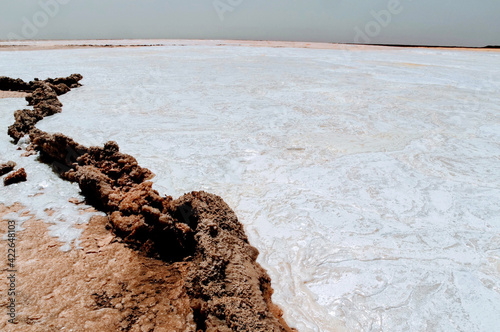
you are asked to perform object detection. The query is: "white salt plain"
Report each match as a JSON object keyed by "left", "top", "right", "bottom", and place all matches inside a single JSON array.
[{"left": 1, "top": 43, "right": 500, "bottom": 331}]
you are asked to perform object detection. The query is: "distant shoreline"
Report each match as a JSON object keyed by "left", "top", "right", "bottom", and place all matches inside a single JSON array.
[{"left": 1, "top": 39, "right": 499, "bottom": 53}]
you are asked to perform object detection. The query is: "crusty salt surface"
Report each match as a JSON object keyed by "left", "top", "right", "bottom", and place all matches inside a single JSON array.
[{"left": 1, "top": 43, "right": 500, "bottom": 331}]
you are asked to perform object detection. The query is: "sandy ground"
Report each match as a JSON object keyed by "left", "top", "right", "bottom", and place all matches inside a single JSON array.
[
  {"left": 0, "top": 91, "right": 29, "bottom": 99},
  {"left": 0, "top": 39, "right": 498, "bottom": 53},
  {"left": 0, "top": 203, "right": 195, "bottom": 332}
]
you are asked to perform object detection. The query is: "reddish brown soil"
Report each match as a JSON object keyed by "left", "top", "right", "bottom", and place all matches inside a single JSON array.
[{"left": 0, "top": 204, "right": 195, "bottom": 332}]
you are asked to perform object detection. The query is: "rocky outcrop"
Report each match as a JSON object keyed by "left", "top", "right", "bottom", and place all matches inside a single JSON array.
[{"left": 2, "top": 75, "right": 295, "bottom": 331}]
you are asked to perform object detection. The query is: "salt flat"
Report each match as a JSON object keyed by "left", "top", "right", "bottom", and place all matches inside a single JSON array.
[{"left": 1, "top": 42, "right": 499, "bottom": 331}]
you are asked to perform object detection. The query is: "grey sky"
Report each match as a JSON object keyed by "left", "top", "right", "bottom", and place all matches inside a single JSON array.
[{"left": 1, "top": 0, "right": 499, "bottom": 47}]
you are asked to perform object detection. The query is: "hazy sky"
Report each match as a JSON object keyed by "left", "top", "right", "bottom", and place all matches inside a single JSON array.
[{"left": 1, "top": 0, "right": 499, "bottom": 47}]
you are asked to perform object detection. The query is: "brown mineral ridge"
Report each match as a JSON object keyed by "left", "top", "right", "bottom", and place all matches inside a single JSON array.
[
  {"left": 2, "top": 74, "right": 295, "bottom": 331},
  {"left": 0, "top": 203, "right": 195, "bottom": 332}
]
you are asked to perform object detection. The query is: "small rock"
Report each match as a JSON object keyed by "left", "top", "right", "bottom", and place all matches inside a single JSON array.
[
  {"left": 97, "top": 235, "right": 115, "bottom": 248},
  {"left": 3, "top": 168, "right": 27, "bottom": 186},
  {"left": 0, "top": 161, "right": 16, "bottom": 176},
  {"left": 21, "top": 150, "right": 37, "bottom": 157},
  {"left": 68, "top": 197, "right": 84, "bottom": 204}
]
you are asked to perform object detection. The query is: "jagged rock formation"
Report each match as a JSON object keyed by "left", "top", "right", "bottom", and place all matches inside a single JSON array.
[{"left": 3, "top": 75, "right": 295, "bottom": 331}]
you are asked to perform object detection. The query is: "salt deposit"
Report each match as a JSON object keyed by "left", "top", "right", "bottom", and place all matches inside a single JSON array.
[{"left": 1, "top": 43, "right": 499, "bottom": 331}]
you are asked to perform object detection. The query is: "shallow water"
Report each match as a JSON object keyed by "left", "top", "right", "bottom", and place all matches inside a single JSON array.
[{"left": 1, "top": 44, "right": 500, "bottom": 331}]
